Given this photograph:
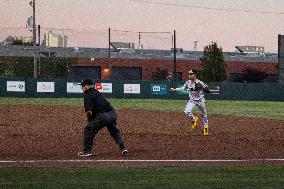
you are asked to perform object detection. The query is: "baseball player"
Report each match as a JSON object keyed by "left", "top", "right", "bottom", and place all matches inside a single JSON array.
[
  {"left": 170, "top": 69, "right": 211, "bottom": 136},
  {"left": 77, "top": 79, "right": 128, "bottom": 157}
]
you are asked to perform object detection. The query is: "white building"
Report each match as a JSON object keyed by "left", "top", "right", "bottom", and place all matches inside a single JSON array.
[{"left": 44, "top": 30, "right": 67, "bottom": 47}]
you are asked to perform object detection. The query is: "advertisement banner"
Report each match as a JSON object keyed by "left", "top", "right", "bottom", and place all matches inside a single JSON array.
[
  {"left": 37, "top": 82, "right": 55, "bottom": 93},
  {"left": 7, "top": 81, "right": 25, "bottom": 92},
  {"left": 177, "top": 84, "right": 190, "bottom": 95},
  {"left": 151, "top": 84, "right": 167, "bottom": 95},
  {"left": 95, "top": 83, "right": 112, "bottom": 93},
  {"left": 67, "top": 83, "right": 83, "bottom": 93},
  {"left": 124, "top": 84, "right": 140, "bottom": 94}
]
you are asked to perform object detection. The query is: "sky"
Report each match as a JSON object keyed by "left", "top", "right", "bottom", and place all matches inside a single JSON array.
[{"left": 1, "top": 0, "right": 284, "bottom": 52}]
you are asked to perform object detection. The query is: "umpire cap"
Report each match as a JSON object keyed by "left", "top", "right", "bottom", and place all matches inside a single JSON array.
[{"left": 80, "top": 79, "right": 93, "bottom": 86}]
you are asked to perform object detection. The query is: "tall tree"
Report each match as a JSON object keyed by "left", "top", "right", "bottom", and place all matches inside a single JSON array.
[{"left": 200, "top": 42, "right": 227, "bottom": 82}]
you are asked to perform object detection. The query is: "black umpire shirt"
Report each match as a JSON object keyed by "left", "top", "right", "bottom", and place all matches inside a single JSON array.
[{"left": 83, "top": 87, "right": 114, "bottom": 119}]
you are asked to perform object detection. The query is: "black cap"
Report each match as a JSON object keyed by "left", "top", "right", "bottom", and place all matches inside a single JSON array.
[
  {"left": 188, "top": 69, "right": 197, "bottom": 75},
  {"left": 80, "top": 79, "right": 93, "bottom": 86}
]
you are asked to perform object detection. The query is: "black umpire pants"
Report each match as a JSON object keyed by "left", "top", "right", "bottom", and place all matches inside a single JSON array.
[{"left": 83, "top": 110, "right": 123, "bottom": 153}]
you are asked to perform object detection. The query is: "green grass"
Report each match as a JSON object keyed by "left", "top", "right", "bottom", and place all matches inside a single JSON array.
[
  {"left": 1, "top": 97, "right": 284, "bottom": 120},
  {"left": 0, "top": 166, "right": 283, "bottom": 189}
]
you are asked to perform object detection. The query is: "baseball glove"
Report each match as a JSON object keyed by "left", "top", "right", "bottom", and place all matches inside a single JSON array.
[{"left": 195, "top": 83, "right": 203, "bottom": 91}]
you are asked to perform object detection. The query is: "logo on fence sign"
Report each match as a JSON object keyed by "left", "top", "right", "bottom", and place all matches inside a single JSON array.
[
  {"left": 151, "top": 84, "right": 167, "bottom": 95},
  {"left": 67, "top": 83, "right": 83, "bottom": 93},
  {"left": 37, "top": 82, "right": 55, "bottom": 93},
  {"left": 7, "top": 81, "right": 25, "bottom": 92},
  {"left": 95, "top": 83, "right": 112, "bottom": 93},
  {"left": 124, "top": 84, "right": 140, "bottom": 94}
]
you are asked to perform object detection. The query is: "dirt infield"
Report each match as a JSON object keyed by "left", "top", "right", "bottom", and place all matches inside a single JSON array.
[{"left": 0, "top": 104, "right": 283, "bottom": 167}]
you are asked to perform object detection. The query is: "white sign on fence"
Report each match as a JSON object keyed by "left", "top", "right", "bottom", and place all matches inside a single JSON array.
[
  {"left": 6, "top": 81, "right": 25, "bottom": 92},
  {"left": 66, "top": 83, "right": 83, "bottom": 93},
  {"left": 123, "top": 84, "right": 140, "bottom": 94},
  {"left": 37, "top": 82, "right": 55, "bottom": 93}
]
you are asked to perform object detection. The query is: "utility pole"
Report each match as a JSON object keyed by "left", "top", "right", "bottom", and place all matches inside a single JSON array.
[
  {"left": 108, "top": 28, "right": 111, "bottom": 79},
  {"left": 38, "top": 24, "right": 41, "bottom": 76},
  {"left": 173, "top": 30, "right": 176, "bottom": 82},
  {"left": 138, "top": 32, "right": 141, "bottom": 49},
  {"left": 108, "top": 28, "right": 111, "bottom": 59},
  {"left": 30, "top": 0, "right": 37, "bottom": 78},
  {"left": 38, "top": 25, "right": 41, "bottom": 45},
  {"left": 194, "top": 41, "right": 198, "bottom": 51}
]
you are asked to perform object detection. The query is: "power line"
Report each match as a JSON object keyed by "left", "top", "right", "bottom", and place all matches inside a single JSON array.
[
  {"left": 0, "top": 26, "right": 107, "bottom": 35},
  {"left": 0, "top": 27, "right": 27, "bottom": 30},
  {"left": 112, "top": 29, "right": 172, "bottom": 34},
  {"left": 42, "top": 27, "right": 106, "bottom": 33},
  {"left": 129, "top": 0, "right": 284, "bottom": 15},
  {"left": 0, "top": 26, "right": 173, "bottom": 37}
]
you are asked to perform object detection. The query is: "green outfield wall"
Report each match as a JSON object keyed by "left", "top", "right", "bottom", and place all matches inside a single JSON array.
[{"left": 0, "top": 78, "right": 283, "bottom": 101}]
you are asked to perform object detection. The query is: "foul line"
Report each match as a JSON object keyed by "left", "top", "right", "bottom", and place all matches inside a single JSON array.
[{"left": 0, "top": 159, "right": 284, "bottom": 163}]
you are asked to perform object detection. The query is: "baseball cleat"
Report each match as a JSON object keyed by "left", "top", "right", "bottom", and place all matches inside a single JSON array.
[
  {"left": 78, "top": 151, "right": 92, "bottom": 157},
  {"left": 203, "top": 125, "right": 209, "bottom": 136},
  {"left": 191, "top": 117, "right": 198, "bottom": 129}
]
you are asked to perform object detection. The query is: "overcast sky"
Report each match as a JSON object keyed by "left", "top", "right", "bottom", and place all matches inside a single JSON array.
[{"left": 1, "top": 0, "right": 284, "bottom": 52}]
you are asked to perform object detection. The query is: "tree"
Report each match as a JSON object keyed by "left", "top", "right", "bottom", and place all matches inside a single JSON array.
[
  {"left": 200, "top": 42, "right": 227, "bottom": 82},
  {"left": 12, "top": 39, "right": 33, "bottom": 46},
  {"left": 0, "top": 56, "right": 77, "bottom": 78},
  {"left": 39, "top": 57, "right": 77, "bottom": 78}
]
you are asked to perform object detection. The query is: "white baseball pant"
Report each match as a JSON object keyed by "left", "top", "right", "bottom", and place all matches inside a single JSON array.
[{"left": 184, "top": 97, "right": 208, "bottom": 125}]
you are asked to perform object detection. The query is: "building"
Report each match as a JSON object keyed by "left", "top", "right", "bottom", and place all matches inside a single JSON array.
[
  {"left": 44, "top": 31, "right": 67, "bottom": 47},
  {"left": 15, "top": 36, "right": 33, "bottom": 44},
  {"left": 235, "top": 46, "right": 265, "bottom": 56},
  {"left": 72, "top": 56, "right": 278, "bottom": 82},
  {"left": 0, "top": 45, "right": 279, "bottom": 82}
]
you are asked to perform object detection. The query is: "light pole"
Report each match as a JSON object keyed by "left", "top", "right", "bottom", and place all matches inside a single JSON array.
[
  {"left": 29, "top": 0, "right": 37, "bottom": 79},
  {"left": 173, "top": 30, "right": 176, "bottom": 82}
]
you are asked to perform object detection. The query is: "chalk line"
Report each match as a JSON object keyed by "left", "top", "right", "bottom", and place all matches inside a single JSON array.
[{"left": 0, "top": 159, "right": 284, "bottom": 163}]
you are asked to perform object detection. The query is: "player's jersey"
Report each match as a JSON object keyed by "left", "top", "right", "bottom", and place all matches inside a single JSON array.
[{"left": 179, "top": 79, "right": 208, "bottom": 101}]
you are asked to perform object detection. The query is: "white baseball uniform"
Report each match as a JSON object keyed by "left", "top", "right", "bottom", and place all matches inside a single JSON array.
[{"left": 175, "top": 79, "right": 208, "bottom": 125}]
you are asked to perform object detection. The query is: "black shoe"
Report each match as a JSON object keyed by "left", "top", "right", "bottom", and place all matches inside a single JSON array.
[
  {"left": 78, "top": 151, "right": 92, "bottom": 157},
  {"left": 121, "top": 149, "right": 128, "bottom": 155},
  {"left": 119, "top": 142, "right": 128, "bottom": 155}
]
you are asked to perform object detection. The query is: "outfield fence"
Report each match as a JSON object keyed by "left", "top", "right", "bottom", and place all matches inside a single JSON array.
[{"left": 0, "top": 78, "right": 283, "bottom": 101}]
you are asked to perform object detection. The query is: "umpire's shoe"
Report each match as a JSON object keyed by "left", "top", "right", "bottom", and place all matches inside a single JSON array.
[
  {"left": 191, "top": 117, "right": 198, "bottom": 129},
  {"left": 121, "top": 149, "right": 128, "bottom": 155},
  {"left": 78, "top": 151, "right": 93, "bottom": 157},
  {"left": 119, "top": 142, "right": 128, "bottom": 155}
]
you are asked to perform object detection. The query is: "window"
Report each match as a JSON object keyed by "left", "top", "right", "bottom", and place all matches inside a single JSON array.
[
  {"left": 70, "top": 66, "right": 101, "bottom": 79},
  {"left": 111, "top": 67, "right": 142, "bottom": 80}
]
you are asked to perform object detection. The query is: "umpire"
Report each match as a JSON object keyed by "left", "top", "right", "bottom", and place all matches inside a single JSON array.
[{"left": 77, "top": 79, "right": 128, "bottom": 157}]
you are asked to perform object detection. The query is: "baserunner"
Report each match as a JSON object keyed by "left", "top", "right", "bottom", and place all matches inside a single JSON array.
[{"left": 170, "top": 69, "right": 211, "bottom": 136}]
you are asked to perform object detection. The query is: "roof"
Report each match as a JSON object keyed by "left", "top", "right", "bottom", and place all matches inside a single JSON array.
[{"left": 0, "top": 45, "right": 278, "bottom": 63}]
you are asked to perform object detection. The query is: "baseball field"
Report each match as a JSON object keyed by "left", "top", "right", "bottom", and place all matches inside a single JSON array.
[{"left": 0, "top": 98, "right": 284, "bottom": 188}]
